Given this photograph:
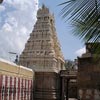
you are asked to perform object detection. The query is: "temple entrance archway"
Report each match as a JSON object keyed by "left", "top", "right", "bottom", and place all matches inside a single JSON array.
[{"left": 60, "top": 70, "right": 77, "bottom": 100}]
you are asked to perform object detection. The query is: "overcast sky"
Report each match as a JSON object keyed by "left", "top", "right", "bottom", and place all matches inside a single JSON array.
[{"left": 0, "top": 0, "right": 85, "bottom": 61}]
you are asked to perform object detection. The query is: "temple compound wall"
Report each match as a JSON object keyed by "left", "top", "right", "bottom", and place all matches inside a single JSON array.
[
  {"left": 78, "top": 43, "right": 100, "bottom": 100},
  {"left": 19, "top": 5, "right": 65, "bottom": 100}
]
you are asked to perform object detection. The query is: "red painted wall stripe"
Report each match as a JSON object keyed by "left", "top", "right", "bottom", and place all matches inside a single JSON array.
[
  {"left": 28, "top": 80, "right": 30, "bottom": 100},
  {"left": 24, "top": 79, "right": 26, "bottom": 100},
  {"left": 13, "top": 77, "right": 16, "bottom": 100},
  {"left": 22, "top": 78, "right": 23, "bottom": 100},
  {"left": 4, "top": 76, "right": 6, "bottom": 100},
  {"left": 9, "top": 77, "right": 12, "bottom": 100},
  {"left": 0, "top": 75, "right": 2, "bottom": 100},
  {"left": 18, "top": 78, "right": 20, "bottom": 100}
]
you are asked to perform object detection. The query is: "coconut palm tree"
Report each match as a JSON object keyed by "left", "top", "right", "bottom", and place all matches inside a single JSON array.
[
  {"left": 0, "top": 0, "right": 3, "bottom": 4},
  {"left": 60, "top": 0, "right": 100, "bottom": 53}
]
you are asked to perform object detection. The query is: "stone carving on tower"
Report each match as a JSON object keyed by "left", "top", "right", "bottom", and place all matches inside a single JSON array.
[{"left": 19, "top": 5, "right": 65, "bottom": 72}]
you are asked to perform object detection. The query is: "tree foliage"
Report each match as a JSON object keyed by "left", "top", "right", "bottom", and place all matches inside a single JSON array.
[
  {"left": 65, "top": 60, "right": 77, "bottom": 70},
  {"left": 0, "top": 0, "right": 3, "bottom": 4},
  {"left": 60, "top": 0, "right": 100, "bottom": 42},
  {"left": 60, "top": 0, "right": 100, "bottom": 55}
]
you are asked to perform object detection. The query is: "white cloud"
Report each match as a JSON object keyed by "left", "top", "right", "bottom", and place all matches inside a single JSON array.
[
  {"left": 2, "top": 23, "right": 13, "bottom": 32},
  {"left": 5, "top": 17, "right": 18, "bottom": 27},
  {"left": 0, "top": 5, "right": 5, "bottom": 12},
  {"left": 0, "top": 0, "right": 39, "bottom": 61},
  {"left": 75, "top": 47, "right": 86, "bottom": 57}
]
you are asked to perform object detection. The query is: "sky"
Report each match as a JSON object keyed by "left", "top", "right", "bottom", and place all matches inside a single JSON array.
[{"left": 0, "top": 0, "right": 86, "bottom": 61}]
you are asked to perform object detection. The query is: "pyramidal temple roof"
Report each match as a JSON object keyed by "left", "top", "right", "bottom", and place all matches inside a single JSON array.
[{"left": 19, "top": 5, "right": 65, "bottom": 72}]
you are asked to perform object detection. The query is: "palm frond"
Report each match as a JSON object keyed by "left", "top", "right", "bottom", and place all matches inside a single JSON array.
[{"left": 60, "top": 0, "right": 100, "bottom": 56}]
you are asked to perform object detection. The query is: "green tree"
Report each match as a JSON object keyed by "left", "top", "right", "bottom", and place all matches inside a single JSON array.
[
  {"left": 65, "top": 60, "right": 77, "bottom": 70},
  {"left": 65, "top": 60, "right": 74, "bottom": 69},
  {"left": 60, "top": 0, "right": 100, "bottom": 53},
  {"left": 0, "top": 0, "right": 3, "bottom": 4}
]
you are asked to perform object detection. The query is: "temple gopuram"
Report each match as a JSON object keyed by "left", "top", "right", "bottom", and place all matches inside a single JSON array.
[
  {"left": 19, "top": 5, "right": 65, "bottom": 72},
  {"left": 19, "top": 5, "right": 65, "bottom": 100}
]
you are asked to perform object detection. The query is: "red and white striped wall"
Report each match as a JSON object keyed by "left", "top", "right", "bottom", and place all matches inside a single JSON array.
[{"left": 0, "top": 75, "right": 33, "bottom": 100}]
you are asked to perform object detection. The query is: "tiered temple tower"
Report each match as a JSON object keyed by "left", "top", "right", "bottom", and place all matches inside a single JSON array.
[
  {"left": 19, "top": 5, "right": 65, "bottom": 100},
  {"left": 19, "top": 5, "right": 65, "bottom": 72}
]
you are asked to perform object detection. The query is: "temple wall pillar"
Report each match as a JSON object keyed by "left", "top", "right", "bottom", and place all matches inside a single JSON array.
[{"left": 34, "top": 72, "right": 61, "bottom": 100}]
